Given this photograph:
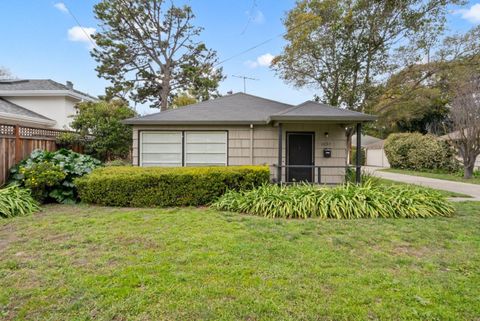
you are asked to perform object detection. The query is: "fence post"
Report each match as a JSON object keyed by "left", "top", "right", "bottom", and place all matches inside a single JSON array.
[{"left": 14, "top": 124, "right": 22, "bottom": 163}]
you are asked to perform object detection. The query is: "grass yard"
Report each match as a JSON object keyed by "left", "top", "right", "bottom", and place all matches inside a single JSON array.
[
  {"left": 1, "top": 204, "right": 480, "bottom": 321},
  {"left": 375, "top": 178, "right": 471, "bottom": 198},
  {"left": 382, "top": 168, "right": 480, "bottom": 185}
]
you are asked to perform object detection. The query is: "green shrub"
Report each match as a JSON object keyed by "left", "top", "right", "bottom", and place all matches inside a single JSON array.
[
  {"left": 21, "top": 162, "right": 66, "bottom": 202},
  {"left": 9, "top": 149, "right": 102, "bottom": 204},
  {"left": 350, "top": 147, "right": 365, "bottom": 165},
  {"left": 104, "top": 159, "right": 132, "bottom": 167},
  {"left": 212, "top": 182, "right": 454, "bottom": 219},
  {"left": 56, "top": 132, "right": 84, "bottom": 149},
  {"left": 384, "top": 133, "right": 459, "bottom": 171},
  {"left": 76, "top": 166, "right": 271, "bottom": 207},
  {"left": 0, "top": 185, "right": 40, "bottom": 218}
]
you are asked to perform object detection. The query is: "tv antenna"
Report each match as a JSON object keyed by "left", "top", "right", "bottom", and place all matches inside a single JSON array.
[{"left": 232, "top": 75, "right": 259, "bottom": 93}]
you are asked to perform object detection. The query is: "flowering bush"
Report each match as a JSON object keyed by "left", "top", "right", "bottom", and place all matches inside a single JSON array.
[
  {"left": 9, "top": 149, "right": 101, "bottom": 204},
  {"left": 20, "top": 162, "right": 66, "bottom": 202},
  {"left": 384, "top": 133, "right": 459, "bottom": 171}
]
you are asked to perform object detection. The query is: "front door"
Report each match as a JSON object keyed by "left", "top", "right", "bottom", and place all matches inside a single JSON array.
[{"left": 287, "top": 132, "right": 314, "bottom": 182}]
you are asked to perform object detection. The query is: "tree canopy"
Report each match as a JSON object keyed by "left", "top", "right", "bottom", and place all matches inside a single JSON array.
[
  {"left": 367, "top": 26, "right": 480, "bottom": 137},
  {"left": 92, "top": 0, "right": 224, "bottom": 111},
  {"left": 71, "top": 100, "right": 136, "bottom": 161},
  {"left": 273, "top": 0, "right": 463, "bottom": 113}
]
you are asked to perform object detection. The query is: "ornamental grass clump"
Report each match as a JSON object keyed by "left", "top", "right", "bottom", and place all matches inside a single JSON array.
[
  {"left": 212, "top": 182, "right": 454, "bottom": 219},
  {"left": 0, "top": 185, "right": 40, "bottom": 218}
]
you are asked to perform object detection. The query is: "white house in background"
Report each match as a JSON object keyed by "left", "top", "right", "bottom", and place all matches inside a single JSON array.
[{"left": 0, "top": 79, "right": 97, "bottom": 129}]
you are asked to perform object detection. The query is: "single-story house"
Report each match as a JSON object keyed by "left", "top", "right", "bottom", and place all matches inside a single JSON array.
[
  {"left": 0, "top": 79, "right": 97, "bottom": 129},
  {"left": 124, "top": 93, "right": 376, "bottom": 184}
]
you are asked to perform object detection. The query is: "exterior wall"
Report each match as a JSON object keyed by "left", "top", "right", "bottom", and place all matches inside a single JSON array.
[
  {"left": 4, "top": 96, "right": 78, "bottom": 129},
  {"left": 132, "top": 123, "right": 348, "bottom": 184},
  {"left": 365, "top": 148, "right": 390, "bottom": 168},
  {"left": 251, "top": 123, "right": 348, "bottom": 183}
]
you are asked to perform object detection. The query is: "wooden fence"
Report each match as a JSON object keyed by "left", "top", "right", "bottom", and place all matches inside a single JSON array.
[{"left": 0, "top": 124, "right": 83, "bottom": 186}]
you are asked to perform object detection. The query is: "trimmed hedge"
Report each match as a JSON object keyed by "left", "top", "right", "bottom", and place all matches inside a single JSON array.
[
  {"left": 76, "top": 165, "right": 270, "bottom": 207},
  {"left": 384, "top": 133, "right": 459, "bottom": 171}
]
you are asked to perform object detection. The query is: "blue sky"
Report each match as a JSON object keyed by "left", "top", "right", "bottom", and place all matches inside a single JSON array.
[{"left": 1, "top": 0, "right": 479, "bottom": 115}]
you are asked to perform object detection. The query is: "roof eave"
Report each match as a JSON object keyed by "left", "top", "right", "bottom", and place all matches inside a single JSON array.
[
  {"left": 122, "top": 119, "right": 269, "bottom": 125},
  {"left": 0, "top": 112, "right": 56, "bottom": 126},
  {"left": 0, "top": 90, "right": 97, "bottom": 102},
  {"left": 270, "top": 115, "right": 377, "bottom": 122}
]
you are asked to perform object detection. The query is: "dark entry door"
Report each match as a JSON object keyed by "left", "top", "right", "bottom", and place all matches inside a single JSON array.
[{"left": 287, "top": 132, "right": 314, "bottom": 182}]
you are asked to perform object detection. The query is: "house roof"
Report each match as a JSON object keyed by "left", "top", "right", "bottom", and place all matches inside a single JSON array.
[
  {"left": 270, "top": 101, "right": 376, "bottom": 122},
  {"left": 124, "top": 93, "right": 376, "bottom": 125},
  {"left": 364, "top": 139, "right": 385, "bottom": 149},
  {"left": 0, "top": 79, "right": 97, "bottom": 101},
  {"left": 0, "top": 97, "right": 56, "bottom": 126},
  {"left": 351, "top": 134, "right": 382, "bottom": 147}
]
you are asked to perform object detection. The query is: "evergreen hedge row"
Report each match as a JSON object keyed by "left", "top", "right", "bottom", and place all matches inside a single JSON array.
[{"left": 75, "top": 166, "right": 270, "bottom": 207}]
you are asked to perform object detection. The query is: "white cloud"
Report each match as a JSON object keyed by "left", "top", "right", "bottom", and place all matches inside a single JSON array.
[
  {"left": 245, "top": 53, "right": 275, "bottom": 68},
  {"left": 245, "top": 9, "right": 265, "bottom": 25},
  {"left": 67, "top": 26, "right": 96, "bottom": 48},
  {"left": 252, "top": 10, "right": 265, "bottom": 24},
  {"left": 54, "top": 2, "right": 68, "bottom": 13},
  {"left": 457, "top": 3, "right": 480, "bottom": 24}
]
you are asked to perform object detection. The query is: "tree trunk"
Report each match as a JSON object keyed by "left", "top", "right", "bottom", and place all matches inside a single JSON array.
[
  {"left": 464, "top": 164, "right": 474, "bottom": 179},
  {"left": 160, "top": 70, "right": 171, "bottom": 112},
  {"left": 463, "top": 154, "right": 476, "bottom": 179},
  {"left": 160, "top": 86, "right": 169, "bottom": 112}
]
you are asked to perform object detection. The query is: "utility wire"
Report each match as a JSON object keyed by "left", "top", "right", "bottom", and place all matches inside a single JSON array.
[
  {"left": 214, "top": 15, "right": 320, "bottom": 67},
  {"left": 62, "top": 2, "right": 97, "bottom": 49}
]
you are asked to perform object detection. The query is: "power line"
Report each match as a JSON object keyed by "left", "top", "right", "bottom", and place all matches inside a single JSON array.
[
  {"left": 62, "top": 2, "right": 97, "bottom": 49},
  {"left": 214, "top": 15, "right": 320, "bottom": 68}
]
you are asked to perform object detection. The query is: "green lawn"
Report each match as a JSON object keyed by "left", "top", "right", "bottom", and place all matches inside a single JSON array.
[
  {"left": 376, "top": 178, "right": 471, "bottom": 198},
  {"left": 1, "top": 204, "right": 480, "bottom": 320},
  {"left": 382, "top": 168, "right": 480, "bottom": 185}
]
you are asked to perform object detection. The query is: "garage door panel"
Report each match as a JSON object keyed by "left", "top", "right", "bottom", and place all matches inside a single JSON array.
[
  {"left": 142, "top": 132, "right": 182, "bottom": 143},
  {"left": 185, "top": 131, "right": 227, "bottom": 166},
  {"left": 141, "top": 131, "right": 182, "bottom": 167},
  {"left": 186, "top": 132, "right": 226, "bottom": 143}
]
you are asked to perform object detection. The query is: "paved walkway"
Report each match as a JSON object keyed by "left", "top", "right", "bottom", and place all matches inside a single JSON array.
[{"left": 364, "top": 167, "right": 480, "bottom": 201}]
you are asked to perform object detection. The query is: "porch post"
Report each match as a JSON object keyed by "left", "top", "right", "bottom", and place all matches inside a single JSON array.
[
  {"left": 356, "top": 122, "right": 362, "bottom": 184},
  {"left": 277, "top": 123, "right": 283, "bottom": 184}
]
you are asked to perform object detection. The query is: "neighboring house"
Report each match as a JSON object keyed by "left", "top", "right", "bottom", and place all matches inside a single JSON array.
[
  {"left": 0, "top": 79, "right": 97, "bottom": 129},
  {"left": 351, "top": 134, "right": 382, "bottom": 147},
  {"left": 364, "top": 140, "right": 390, "bottom": 168},
  {"left": 124, "top": 93, "right": 376, "bottom": 184}
]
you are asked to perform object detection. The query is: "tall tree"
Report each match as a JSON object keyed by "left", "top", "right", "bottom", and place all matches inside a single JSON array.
[
  {"left": 368, "top": 26, "right": 480, "bottom": 137},
  {"left": 449, "top": 75, "right": 480, "bottom": 179},
  {"left": 92, "top": 0, "right": 224, "bottom": 111},
  {"left": 0, "top": 66, "right": 13, "bottom": 79},
  {"left": 272, "top": 0, "right": 463, "bottom": 113}
]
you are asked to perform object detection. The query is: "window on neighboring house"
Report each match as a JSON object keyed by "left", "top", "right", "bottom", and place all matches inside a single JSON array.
[
  {"left": 139, "top": 131, "right": 227, "bottom": 167},
  {"left": 184, "top": 131, "right": 227, "bottom": 166}
]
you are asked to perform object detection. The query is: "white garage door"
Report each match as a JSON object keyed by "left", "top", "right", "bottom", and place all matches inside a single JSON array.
[
  {"left": 185, "top": 131, "right": 227, "bottom": 166},
  {"left": 140, "top": 131, "right": 182, "bottom": 167},
  {"left": 366, "top": 148, "right": 390, "bottom": 167}
]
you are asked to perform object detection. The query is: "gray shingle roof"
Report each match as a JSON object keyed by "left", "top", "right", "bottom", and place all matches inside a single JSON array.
[
  {"left": 0, "top": 79, "right": 97, "bottom": 101},
  {"left": 0, "top": 98, "right": 54, "bottom": 121},
  {"left": 270, "top": 101, "right": 377, "bottom": 121},
  {"left": 124, "top": 93, "right": 376, "bottom": 125},
  {"left": 125, "top": 93, "right": 293, "bottom": 125}
]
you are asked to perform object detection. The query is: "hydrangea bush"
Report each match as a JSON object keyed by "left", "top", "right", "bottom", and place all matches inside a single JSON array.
[{"left": 9, "top": 149, "right": 101, "bottom": 204}]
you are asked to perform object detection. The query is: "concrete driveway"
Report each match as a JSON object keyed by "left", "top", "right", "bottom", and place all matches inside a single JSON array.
[{"left": 364, "top": 167, "right": 480, "bottom": 201}]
